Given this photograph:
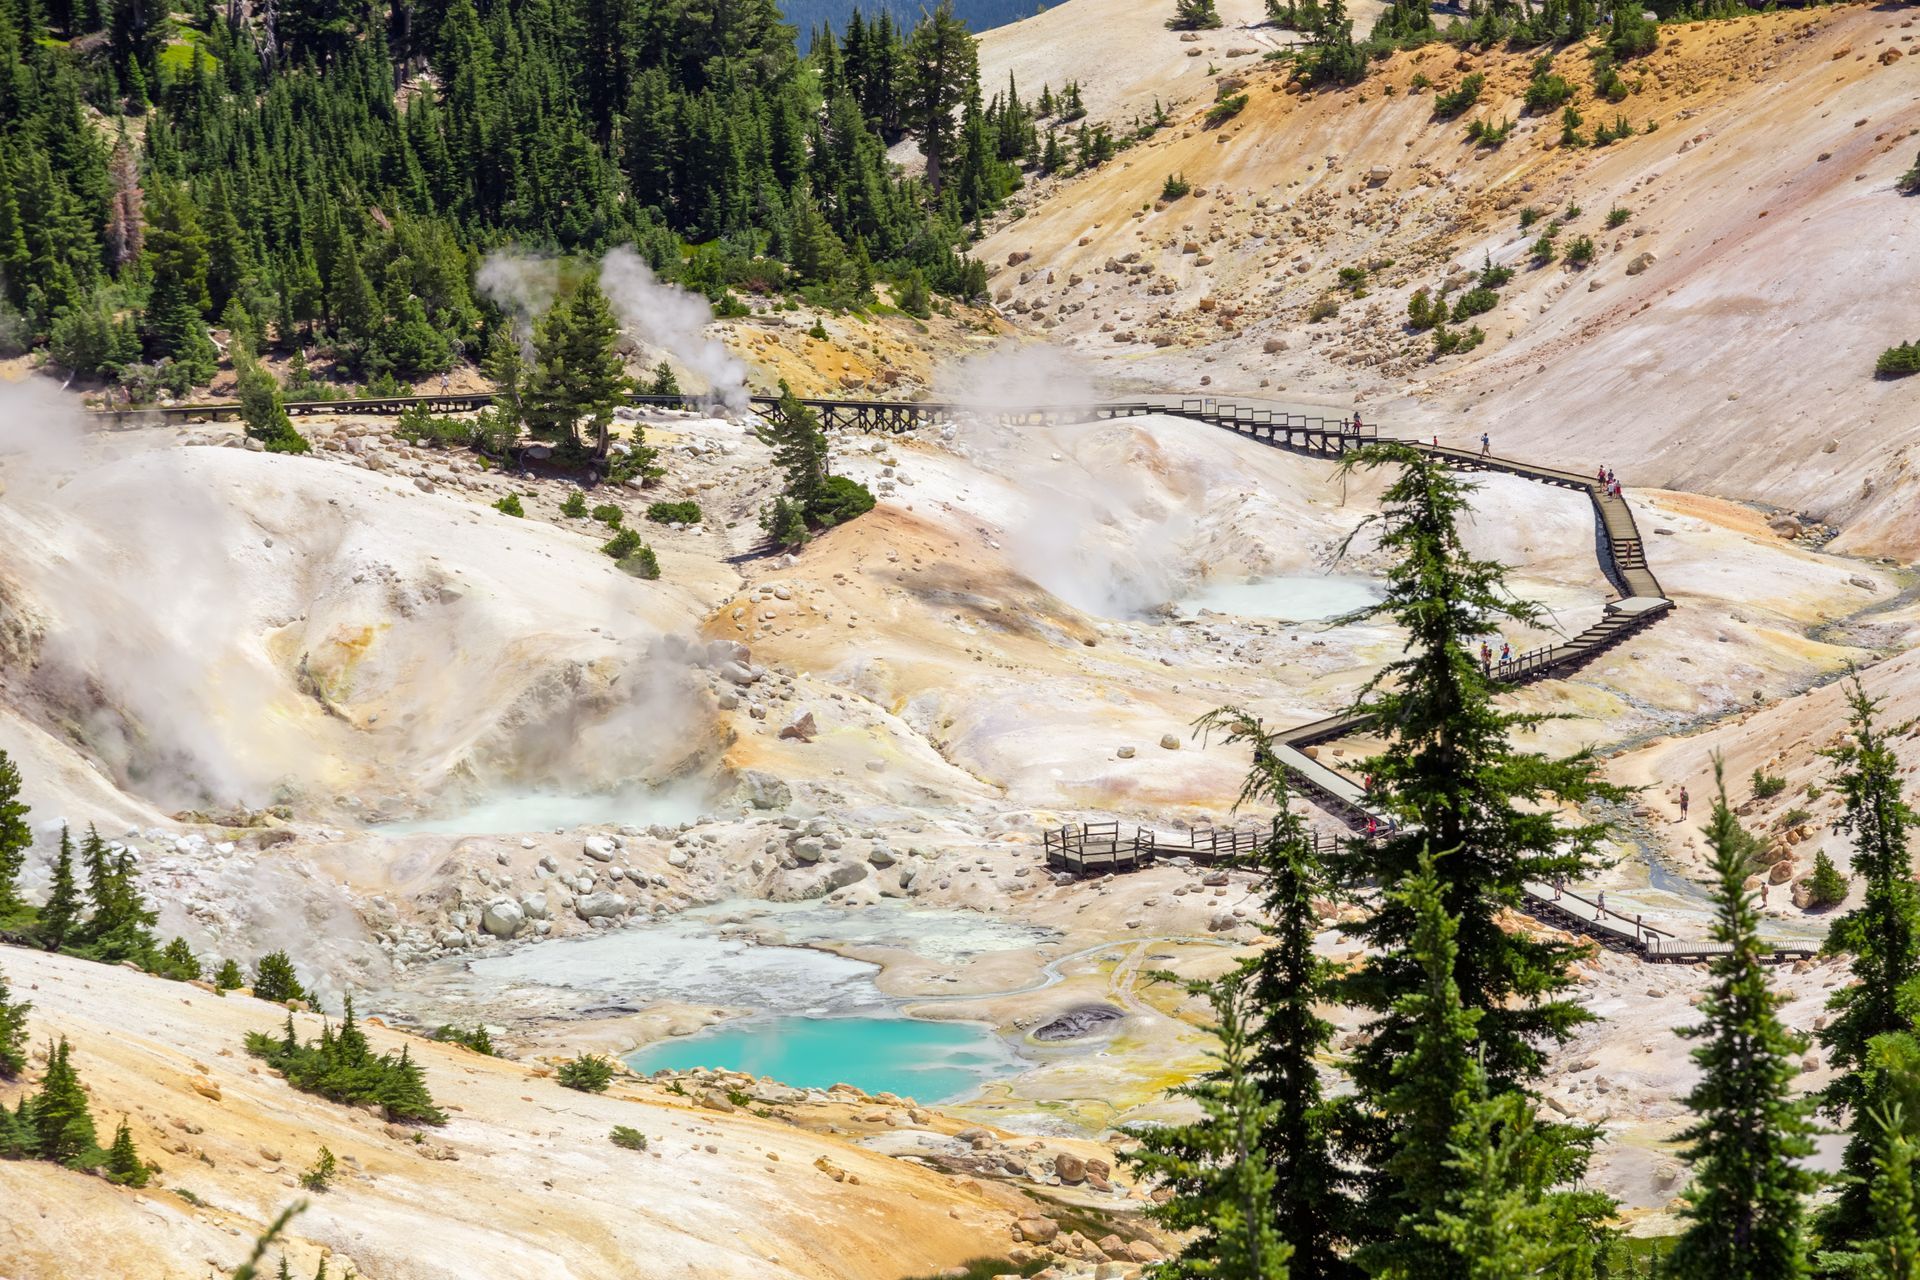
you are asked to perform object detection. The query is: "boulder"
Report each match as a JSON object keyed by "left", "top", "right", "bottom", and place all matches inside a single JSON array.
[
  {"left": 481, "top": 899, "right": 525, "bottom": 938},
  {"left": 1159, "top": 733, "right": 1180, "bottom": 751},
  {"left": 736, "top": 770, "right": 792, "bottom": 810},
  {"left": 1055, "top": 1152, "right": 1087, "bottom": 1184},
  {"left": 582, "top": 835, "right": 616, "bottom": 862},
  {"left": 518, "top": 892, "right": 550, "bottom": 920},
  {"left": 792, "top": 836, "right": 827, "bottom": 864},
  {"left": 867, "top": 845, "right": 897, "bottom": 867},
  {"left": 1014, "top": 1217, "right": 1061, "bottom": 1245},
  {"left": 574, "top": 891, "right": 631, "bottom": 920},
  {"left": 779, "top": 712, "right": 818, "bottom": 742},
  {"left": 1625, "top": 251, "right": 1656, "bottom": 276}
]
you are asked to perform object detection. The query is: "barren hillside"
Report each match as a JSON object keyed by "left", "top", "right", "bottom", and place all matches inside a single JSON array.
[{"left": 978, "top": 2, "right": 1920, "bottom": 554}]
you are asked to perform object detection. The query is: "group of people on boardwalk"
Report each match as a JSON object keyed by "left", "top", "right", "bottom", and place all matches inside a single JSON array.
[
  {"left": 1479, "top": 638, "right": 1518, "bottom": 676},
  {"left": 1598, "top": 464, "right": 1624, "bottom": 498}
]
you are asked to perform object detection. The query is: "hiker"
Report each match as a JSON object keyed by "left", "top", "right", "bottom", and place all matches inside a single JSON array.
[
  {"left": 1352, "top": 410, "right": 1364, "bottom": 435},
  {"left": 441, "top": 373, "right": 451, "bottom": 395},
  {"left": 1553, "top": 875, "right": 1563, "bottom": 900},
  {"left": 1598, "top": 465, "right": 1608, "bottom": 485},
  {"left": 1761, "top": 883, "right": 1770, "bottom": 908},
  {"left": 1500, "top": 642, "right": 1512, "bottom": 666},
  {"left": 1679, "top": 786, "right": 1689, "bottom": 818},
  {"left": 1479, "top": 432, "right": 1490, "bottom": 456},
  {"left": 1432, "top": 433, "right": 1440, "bottom": 448},
  {"left": 1366, "top": 815, "right": 1379, "bottom": 839},
  {"left": 1596, "top": 890, "right": 1606, "bottom": 914},
  {"left": 1480, "top": 641, "right": 1493, "bottom": 675}
]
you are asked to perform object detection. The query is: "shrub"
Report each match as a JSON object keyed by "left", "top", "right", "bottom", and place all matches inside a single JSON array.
[
  {"left": 646, "top": 500, "right": 702, "bottom": 525},
  {"left": 590, "top": 503, "right": 623, "bottom": 527},
  {"left": 807, "top": 319, "right": 828, "bottom": 340},
  {"left": 1519, "top": 206, "right": 1543, "bottom": 229},
  {"left": 1432, "top": 324, "right": 1486, "bottom": 357},
  {"left": 1778, "top": 807, "right": 1813, "bottom": 829},
  {"left": 1432, "top": 72, "right": 1484, "bottom": 119},
  {"left": 896, "top": 268, "right": 932, "bottom": 318},
  {"left": 300, "top": 1146, "right": 337, "bottom": 1192},
  {"left": 394, "top": 404, "right": 471, "bottom": 448},
  {"left": 1808, "top": 850, "right": 1849, "bottom": 907},
  {"left": 1204, "top": 93, "right": 1248, "bottom": 127},
  {"left": 1593, "top": 114, "right": 1634, "bottom": 145},
  {"left": 1406, "top": 288, "right": 1440, "bottom": 332},
  {"left": 1531, "top": 235, "right": 1558, "bottom": 264},
  {"left": 1338, "top": 265, "right": 1369, "bottom": 294},
  {"left": 245, "top": 999, "right": 447, "bottom": 1125},
  {"left": 1606, "top": 205, "right": 1632, "bottom": 228},
  {"left": 617, "top": 545, "right": 662, "bottom": 580},
  {"left": 102, "top": 1120, "right": 150, "bottom": 1187},
  {"left": 1524, "top": 71, "right": 1574, "bottom": 113},
  {"left": 1161, "top": 172, "right": 1192, "bottom": 200},
  {"left": 645, "top": 361, "right": 680, "bottom": 397},
  {"left": 1560, "top": 104, "right": 1586, "bottom": 147},
  {"left": 1565, "top": 236, "right": 1596, "bottom": 266},
  {"left": 602, "top": 527, "right": 643, "bottom": 560},
  {"left": 1876, "top": 342, "right": 1920, "bottom": 378},
  {"left": 560, "top": 490, "right": 588, "bottom": 518},
  {"left": 1168, "top": 0, "right": 1223, "bottom": 29},
  {"left": 1592, "top": 53, "right": 1629, "bottom": 103},
  {"left": 1752, "top": 770, "right": 1788, "bottom": 800},
  {"left": 1479, "top": 256, "right": 1514, "bottom": 288},
  {"left": 1307, "top": 297, "right": 1341, "bottom": 322},
  {"left": 1451, "top": 286, "right": 1498, "bottom": 321},
  {"left": 155, "top": 937, "right": 202, "bottom": 982},
  {"left": 1608, "top": 6, "right": 1658, "bottom": 60},
  {"left": 557, "top": 1054, "right": 616, "bottom": 1093},
  {"left": 432, "top": 1025, "right": 497, "bottom": 1055},
  {"left": 810, "top": 475, "right": 876, "bottom": 529},
  {"left": 1466, "top": 116, "right": 1514, "bottom": 147},
  {"left": 213, "top": 959, "right": 244, "bottom": 991},
  {"left": 761, "top": 496, "right": 810, "bottom": 549},
  {"left": 493, "top": 493, "right": 524, "bottom": 517},
  {"left": 1561, "top": 203, "right": 1582, "bottom": 221},
  {"left": 251, "top": 950, "right": 307, "bottom": 1004},
  {"left": 610, "top": 1125, "right": 649, "bottom": 1151}
]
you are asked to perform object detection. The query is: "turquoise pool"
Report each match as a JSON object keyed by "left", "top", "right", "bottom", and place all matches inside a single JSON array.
[{"left": 626, "top": 1016, "right": 1021, "bottom": 1103}]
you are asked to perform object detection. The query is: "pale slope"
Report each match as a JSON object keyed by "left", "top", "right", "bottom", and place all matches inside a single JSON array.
[
  {"left": 976, "top": 2, "right": 1920, "bottom": 555},
  {"left": 0, "top": 947, "right": 1033, "bottom": 1280}
]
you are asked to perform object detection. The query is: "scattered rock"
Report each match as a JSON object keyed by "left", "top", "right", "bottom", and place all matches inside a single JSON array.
[{"left": 779, "top": 712, "right": 818, "bottom": 742}]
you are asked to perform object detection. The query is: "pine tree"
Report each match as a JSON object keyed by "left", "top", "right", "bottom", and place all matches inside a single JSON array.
[
  {"left": 0, "top": 960, "right": 30, "bottom": 1079},
  {"left": 1125, "top": 965, "right": 1293, "bottom": 1279},
  {"left": 1670, "top": 762, "right": 1818, "bottom": 1279},
  {"left": 30, "top": 1037, "right": 99, "bottom": 1166},
  {"left": 159, "top": 936, "right": 202, "bottom": 981},
  {"left": 1817, "top": 1103, "right": 1920, "bottom": 1280},
  {"left": 253, "top": 950, "right": 308, "bottom": 1005},
  {"left": 103, "top": 1117, "right": 149, "bottom": 1186},
  {"left": 1193, "top": 708, "right": 1355, "bottom": 1278},
  {"left": 238, "top": 353, "right": 311, "bottom": 454},
  {"left": 646, "top": 361, "right": 680, "bottom": 398},
  {"left": 38, "top": 825, "right": 81, "bottom": 952},
  {"left": 1327, "top": 444, "right": 1614, "bottom": 1251},
  {"left": 0, "top": 748, "right": 29, "bottom": 919},
  {"left": 214, "top": 958, "right": 245, "bottom": 991},
  {"left": 523, "top": 276, "right": 626, "bottom": 459},
  {"left": 141, "top": 181, "right": 216, "bottom": 383},
  {"left": 1169, "top": 0, "right": 1225, "bottom": 29},
  {"left": 904, "top": 1, "right": 978, "bottom": 191},
  {"left": 1820, "top": 676, "right": 1920, "bottom": 1252},
  {"left": 756, "top": 382, "right": 831, "bottom": 523}
]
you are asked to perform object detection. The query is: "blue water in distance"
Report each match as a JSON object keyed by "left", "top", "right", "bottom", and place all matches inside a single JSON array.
[{"left": 626, "top": 1016, "right": 1020, "bottom": 1103}]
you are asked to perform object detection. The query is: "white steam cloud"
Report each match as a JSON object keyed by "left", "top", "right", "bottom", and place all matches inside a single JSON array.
[
  {"left": 474, "top": 249, "right": 562, "bottom": 350},
  {"left": 597, "top": 246, "right": 749, "bottom": 414}
]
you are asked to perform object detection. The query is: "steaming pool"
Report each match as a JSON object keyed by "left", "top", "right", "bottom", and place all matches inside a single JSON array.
[
  {"left": 626, "top": 1015, "right": 1021, "bottom": 1102},
  {"left": 1175, "top": 574, "right": 1382, "bottom": 622},
  {"left": 372, "top": 786, "right": 711, "bottom": 835}
]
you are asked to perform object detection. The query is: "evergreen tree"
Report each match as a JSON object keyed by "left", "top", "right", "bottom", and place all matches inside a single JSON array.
[
  {"left": 756, "top": 382, "right": 830, "bottom": 520},
  {"left": 1670, "top": 763, "right": 1818, "bottom": 1279},
  {"left": 1169, "top": 0, "right": 1225, "bottom": 29},
  {"left": 523, "top": 276, "right": 626, "bottom": 459},
  {"left": 1125, "top": 965, "right": 1293, "bottom": 1279},
  {"left": 1193, "top": 708, "right": 1355, "bottom": 1278},
  {"left": 75, "top": 836, "right": 158, "bottom": 967},
  {"left": 904, "top": 1, "right": 978, "bottom": 191},
  {"left": 0, "top": 960, "right": 30, "bottom": 1079},
  {"left": 0, "top": 748, "right": 29, "bottom": 919},
  {"left": 252, "top": 950, "right": 308, "bottom": 1005},
  {"left": 237, "top": 353, "right": 311, "bottom": 454},
  {"left": 30, "top": 1037, "right": 99, "bottom": 1166},
  {"left": 1817, "top": 1103, "right": 1920, "bottom": 1280},
  {"left": 1820, "top": 676, "right": 1920, "bottom": 1252},
  {"left": 214, "top": 958, "right": 245, "bottom": 991},
  {"left": 38, "top": 825, "right": 81, "bottom": 953},
  {"left": 1327, "top": 444, "right": 1614, "bottom": 1251},
  {"left": 141, "top": 181, "right": 216, "bottom": 384},
  {"left": 646, "top": 361, "right": 680, "bottom": 397},
  {"left": 103, "top": 1117, "right": 149, "bottom": 1186},
  {"left": 159, "top": 936, "right": 203, "bottom": 981}
]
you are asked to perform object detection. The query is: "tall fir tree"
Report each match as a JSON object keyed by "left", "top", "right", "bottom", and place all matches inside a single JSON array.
[
  {"left": 1327, "top": 444, "right": 1614, "bottom": 1251},
  {"left": 0, "top": 748, "right": 28, "bottom": 919},
  {"left": 38, "top": 824, "right": 81, "bottom": 952},
  {"left": 1125, "top": 965, "right": 1293, "bottom": 1279},
  {"left": 903, "top": 0, "right": 977, "bottom": 191},
  {"left": 1817, "top": 1102, "right": 1920, "bottom": 1280},
  {"left": 1194, "top": 708, "right": 1356, "bottom": 1278},
  {"left": 30, "top": 1036, "right": 99, "bottom": 1166},
  {"left": 0, "top": 959, "right": 30, "bottom": 1079},
  {"left": 755, "top": 381, "right": 830, "bottom": 546},
  {"left": 1670, "top": 762, "right": 1818, "bottom": 1279},
  {"left": 1819, "top": 676, "right": 1920, "bottom": 1252},
  {"left": 523, "top": 275, "right": 626, "bottom": 459},
  {"left": 103, "top": 1117, "right": 148, "bottom": 1186}
]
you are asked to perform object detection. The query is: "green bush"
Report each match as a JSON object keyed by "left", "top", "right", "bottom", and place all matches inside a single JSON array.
[
  {"left": 1560, "top": 104, "right": 1586, "bottom": 147},
  {"left": 1204, "top": 93, "right": 1248, "bottom": 127},
  {"left": 394, "top": 404, "right": 472, "bottom": 448},
  {"left": 1531, "top": 235, "right": 1558, "bottom": 264},
  {"left": 1466, "top": 116, "right": 1514, "bottom": 147},
  {"left": 560, "top": 490, "right": 588, "bottom": 518},
  {"left": 493, "top": 493, "right": 524, "bottom": 517},
  {"left": 251, "top": 950, "right": 307, "bottom": 1004},
  {"left": 1778, "top": 808, "right": 1813, "bottom": 830},
  {"left": 244, "top": 998, "right": 447, "bottom": 1125},
  {"left": 432, "top": 1025, "right": 497, "bottom": 1055},
  {"left": 1338, "top": 265, "right": 1369, "bottom": 294},
  {"left": 557, "top": 1054, "right": 616, "bottom": 1093},
  {"left": 810, "top": 475, "right": 876, "bottom": 529},
  {"left": 1307, "top": 297, "right": 1341, "bottom": 322},
  {"left": 1524, "top": 70, "right": 1574, "bottom": 113},
  {"left": 602, "top": 527, "right": 643, "bottom": 560},
  {"left": 1565, "top": 236, "right": 1596, "bottom": 266},
  {"left": 617, "top": 546, "right": 662, "bottom": 580},
  {"left": 590, "top": 503, "right": 623, "bottom": 527},
  {"left": 1606, "top": 206, "right": 1632, "bottom": 228},
  {"left": 762, "top": 496, "right": 810, "bottom": 549},
  {"left": 1519, "top": 206, "right": 1543, "bottom": 229},
  {"left": 1479, "top": 257, "right": 1514, "bottom": 288},
  {"left": 1593, "top": 114, "right": 1634, "bottom": 145},
  {"left": 213, "top": 959, "right": 244, "bottom": 991},
  {"left": 299, "top": 1146, "right": 337, "bottom": 1192},
  {"left": 646, "top": 500, "right": 702, "bottom": 525},
  {"left": 1451, "top": 286, "right": 1498, "bottom": 321},
  {"left": 1161, "top": 172, "right": 1192, "bottom": 200},
  {"left": 1432, "top": 72, "right": 1484, "bottom": 119},
  {"left": 609, "top": 1125, "right": 649, "bottom": 1151},
  {"left": 154, "top": 937, "right": 202, "bottom": 982},
  {"left": 1607, "top": 7, "right": 1658, "bottom": 60},
  {"left": 1876, "top": 342, "right": 1920, "bottom": 378},
  {"left": 1752, "top": 770, "right": 1788, "bottom": 800},
  {"left": 1808, "top": 850, "right": 1849, "bottom": 907},
  {"left": 1432, "top": 324, "right": 1486, "bottom": 357},
  {"left": 1406, "top": 288, "right": 1440, "bottom": 332}
]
